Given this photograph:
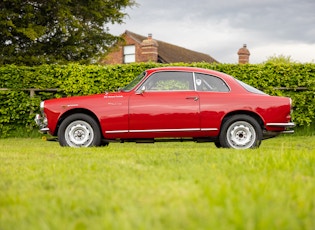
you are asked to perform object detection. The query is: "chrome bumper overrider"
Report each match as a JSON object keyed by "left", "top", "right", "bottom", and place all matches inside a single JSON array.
[{"left": 35, "top": 114, "right": 49, "bottom": 134}]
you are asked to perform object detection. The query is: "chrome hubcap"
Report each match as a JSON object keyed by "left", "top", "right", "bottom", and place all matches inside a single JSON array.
[
  {"left": 227, "top": 121, "right": 256, "bottom": 149},
  {"left": 65, "top": 120, "right": 94, "bottom": 147}
]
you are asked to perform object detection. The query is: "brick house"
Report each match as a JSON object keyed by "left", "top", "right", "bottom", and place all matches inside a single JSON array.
[{"left": 100, "top": 30, "right": 219, "bottom": 64}]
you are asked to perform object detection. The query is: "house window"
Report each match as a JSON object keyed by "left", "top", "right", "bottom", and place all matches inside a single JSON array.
[{"left": 123, "top": 45, "right": 135, "bottom": 63}]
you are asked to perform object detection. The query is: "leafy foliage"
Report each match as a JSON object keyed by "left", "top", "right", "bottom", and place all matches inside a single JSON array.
[
  {"left": 0, "top": 0, "right": 135, "bottom": 65},
  {"left": 0, "top": 63, "right": 314, "bottom": 137},
  {"left": 263, "top": 54, "right": 298, "bottom": 64},
  {"left": 155, "top": 80, "right": 189, "bottom": 90}
]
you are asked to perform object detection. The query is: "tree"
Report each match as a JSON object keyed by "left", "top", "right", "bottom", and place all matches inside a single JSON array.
[{"left": 0, "top": 0, "right": 136, "bottom": 65}]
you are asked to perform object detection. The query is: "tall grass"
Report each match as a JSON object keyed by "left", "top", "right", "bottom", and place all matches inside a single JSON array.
[
  {"left": 0, "top": 135, "right": 314, "bottom": 230},
  {"left": 294, "top": 122, "right": 315, "bottom": 136}
]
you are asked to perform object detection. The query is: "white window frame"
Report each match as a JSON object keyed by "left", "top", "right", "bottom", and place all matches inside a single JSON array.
[{"left": 123, "top": 45, "right": 136, "bottom": 63}]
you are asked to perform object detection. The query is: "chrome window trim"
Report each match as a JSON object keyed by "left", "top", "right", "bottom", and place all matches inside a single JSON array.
[
  {"left": 193, "top": 72, "right": 231, "bottom": 92},
  {"left": 137, "top": 70, "right": 195, "bottom": 92},
  {"left": 193, "top": 72, "right": 197, "bottom": 91}
]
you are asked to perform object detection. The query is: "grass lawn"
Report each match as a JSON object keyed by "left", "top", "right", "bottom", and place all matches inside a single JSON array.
[{"left": 0, "top": 135, "right": 315, "bottom": 230}]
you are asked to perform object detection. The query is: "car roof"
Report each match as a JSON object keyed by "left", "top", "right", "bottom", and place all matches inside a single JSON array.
[{"left": 146, "top": 66, "right": 234, "bottom": 81}]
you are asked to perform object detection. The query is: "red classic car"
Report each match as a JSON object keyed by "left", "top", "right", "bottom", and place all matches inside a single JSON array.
[{"left": 35, "top": 67, "right": 294, "bottom": 149}]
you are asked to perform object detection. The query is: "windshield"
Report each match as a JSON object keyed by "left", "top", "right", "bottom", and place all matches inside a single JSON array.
[
  {"left": 122, "top": 72, "right": 146, "bottom": 92},
  {"left": 236, "top": 79, "right": 267, "bottom": 95}
]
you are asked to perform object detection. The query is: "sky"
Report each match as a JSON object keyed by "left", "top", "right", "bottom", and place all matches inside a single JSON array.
[{"left": 108, "top": 0, "right": 315, "bottom": 64}]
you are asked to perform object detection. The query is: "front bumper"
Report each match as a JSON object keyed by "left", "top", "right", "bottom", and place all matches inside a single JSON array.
[{"left": 35, "top": 114, "right": 49, "bottom": 134}]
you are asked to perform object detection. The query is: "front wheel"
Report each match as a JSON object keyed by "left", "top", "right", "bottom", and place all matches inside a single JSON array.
[
  {"left": 58, "top": 113, "right": 102, "bottom": 147},
  {"left": 219, "top": 115, "right": 262, "bottom": 149}
]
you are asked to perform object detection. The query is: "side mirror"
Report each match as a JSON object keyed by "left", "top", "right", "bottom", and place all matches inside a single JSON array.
[{"left": 136, "top": 85, "right": 146, "bottom": 95}]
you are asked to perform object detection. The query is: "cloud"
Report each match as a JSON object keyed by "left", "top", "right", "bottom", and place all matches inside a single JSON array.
[{"left": 109, "top": 0, "right": 315, "bottom": 63}]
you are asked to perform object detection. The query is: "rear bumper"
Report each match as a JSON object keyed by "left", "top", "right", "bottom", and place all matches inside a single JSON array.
[
  {"left": 265, "top": 122, "right": 295, "bottom": 135},
  {"left": 266, "top": 122, "right": 295, "bottom": 128}
]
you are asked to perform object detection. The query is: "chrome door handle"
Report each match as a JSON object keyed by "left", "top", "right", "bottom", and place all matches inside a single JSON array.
[{"left": 186, "top": 96, "right": 199, "bottom": 101}]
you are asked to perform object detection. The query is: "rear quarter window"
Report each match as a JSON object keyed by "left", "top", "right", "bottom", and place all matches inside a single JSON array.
[
  {"left": 236, "top": 79, "right": 267, "bottom": 95},
  {"left": 194, "top": 73, "right": 230, "bottom": 92}
]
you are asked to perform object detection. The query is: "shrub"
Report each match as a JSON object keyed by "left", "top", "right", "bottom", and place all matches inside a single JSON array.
[{"left": 0, "top": 63, "right": 314, "bottom": 137}]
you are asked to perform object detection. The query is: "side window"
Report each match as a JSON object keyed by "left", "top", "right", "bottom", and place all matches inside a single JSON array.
[
  {"left": 195, "top": 73, "right": 229, "bottom": 92},
  {"left": 143, "top": 71, "right": 194, "bottom": 91}
]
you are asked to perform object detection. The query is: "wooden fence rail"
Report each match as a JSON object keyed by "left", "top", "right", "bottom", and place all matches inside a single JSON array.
[{"left": 0, "top": 88, "right": 59, "bottom": 97}]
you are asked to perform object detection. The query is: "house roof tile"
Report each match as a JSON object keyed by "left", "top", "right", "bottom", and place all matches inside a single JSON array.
[{"left": 125, "top": 30, "right": 218, "bottom": 63}]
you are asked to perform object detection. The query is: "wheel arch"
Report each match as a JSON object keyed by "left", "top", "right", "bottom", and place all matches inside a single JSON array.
[
  {"left": 54, "top": 108, "right": 102, "bottom": 137},
  {"left": 221, "top": 110, "right": 265, "bottom": 132}
]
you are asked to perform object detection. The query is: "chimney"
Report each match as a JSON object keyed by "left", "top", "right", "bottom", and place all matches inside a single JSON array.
[
  {"left": 140, "top": 33, "right": 158, "bottom": 62},
  {"left": 237, "top": 44, "right": 250, "bottom": 64}
]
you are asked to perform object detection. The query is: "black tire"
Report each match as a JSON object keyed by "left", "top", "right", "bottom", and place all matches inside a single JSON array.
[
  {"left": 101, "top": 140, "right": 110, "bottom": 146},
  {"left": 214, "top": 141, "right": 222, "bottom": 148},
  {"left": 58, "top": 113, "right": 102, "bottom": 147},
  {"left": 219, "top": 115, "right": 262, "bottom": 149}
]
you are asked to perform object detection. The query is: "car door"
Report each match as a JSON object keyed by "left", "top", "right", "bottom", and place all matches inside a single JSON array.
[
  {"left": 128, "top": 71, "right": 200, "bottom": 137},
  {"left": 194, "top": 72, "right": 231, "bottom": 133}
]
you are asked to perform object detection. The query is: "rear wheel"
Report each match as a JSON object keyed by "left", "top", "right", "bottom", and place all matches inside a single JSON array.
[
  {"left": 219, "top": 115, "right": 262, "bottom": 149},
  {"left": 58, "top": 113, "right": 102, "bottom": 147}
]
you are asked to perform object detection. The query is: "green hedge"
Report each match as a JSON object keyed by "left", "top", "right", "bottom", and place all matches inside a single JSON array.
[{"left": 0, "top": 63, "right": 314, "bottom": 137}]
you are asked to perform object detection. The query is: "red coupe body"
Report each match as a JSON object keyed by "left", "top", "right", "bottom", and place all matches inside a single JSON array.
[{"left": 35, "top": 67, "right": 294, "bottom": 149}]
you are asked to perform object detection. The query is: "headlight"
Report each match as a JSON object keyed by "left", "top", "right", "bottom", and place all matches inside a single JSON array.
[{"left": 40, "top": 101, "right": 45, "bottom": 111}]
